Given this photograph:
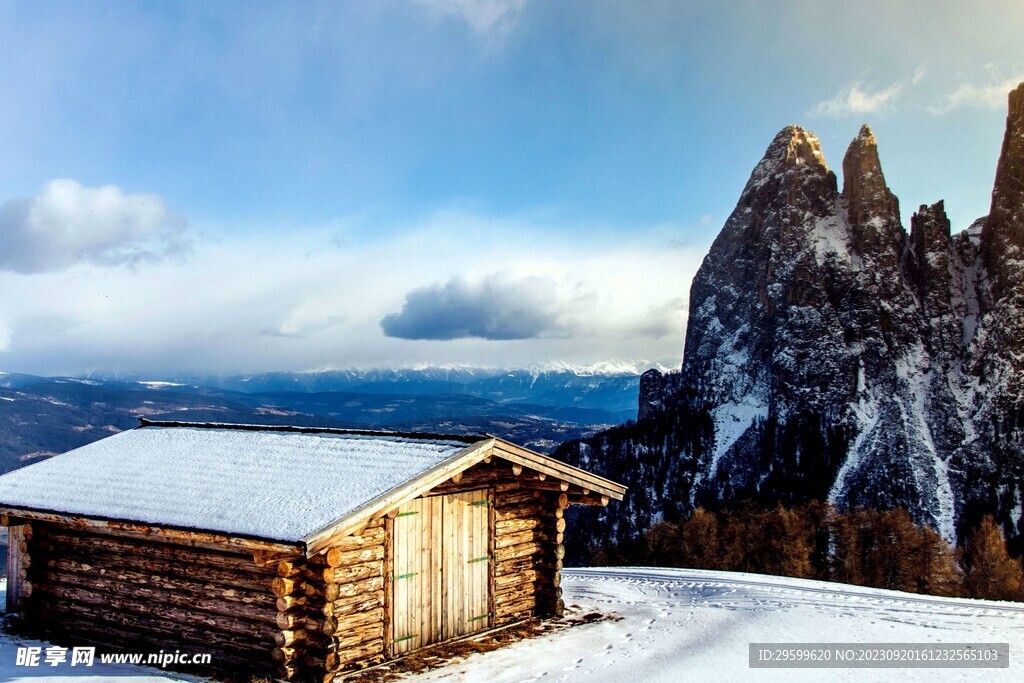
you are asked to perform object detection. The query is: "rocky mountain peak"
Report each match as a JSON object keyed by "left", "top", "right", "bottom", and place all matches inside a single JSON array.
[
  {"left": 744, "top": 125, "right": 833, "bottom": 196},
  {"left": 558, "top": 81, "right": 1024, "bottom": 557},
  {"left": 777, "top": 125, "right": 828, "bottom": 169},
  {"left": 637, "top": 369, "right": 665, "bottom": 421},
  {"left": 982, "top": 81, "right": 1024, "bottom": 300},
  {"left": 842, "top": 126, "right": 892, "bottom": 214},
  {"left": 906, "top": 201, "right": 962, "bottom": 354},
  {"left": 842, "top": 124, "right": 903, "bottom": 256}
]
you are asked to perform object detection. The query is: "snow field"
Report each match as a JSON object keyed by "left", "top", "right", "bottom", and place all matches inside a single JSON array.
[
  {"left": 2, "top": 568, "right": 1023, "bottom": 682},
  {"left": 413, "top": 568, "right": 1024, "bottom": 683}
]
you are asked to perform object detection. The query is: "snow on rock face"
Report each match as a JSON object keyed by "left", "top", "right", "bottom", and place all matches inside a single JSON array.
[
  {"left": 559, "top": 82, "right": 1024, "bottom": 550},
  {"left": 678, "top": 121, "right": 957, "bottom": 529}
]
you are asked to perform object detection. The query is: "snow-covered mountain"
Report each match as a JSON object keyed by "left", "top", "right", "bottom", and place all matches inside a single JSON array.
[
  {"left": 0, "top": 364, "right": 655, "bottom": 473},
  {"left": 85, "top": 363, "right": 658, "bottom": 416},
  {"left": 557, "top": 82, "right": 1024, "bottom": 551}
]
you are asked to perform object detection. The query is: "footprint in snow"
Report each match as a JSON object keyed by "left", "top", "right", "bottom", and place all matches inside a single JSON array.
[{"left": 563, "top": 658, "right": 584, "bottom": 670}]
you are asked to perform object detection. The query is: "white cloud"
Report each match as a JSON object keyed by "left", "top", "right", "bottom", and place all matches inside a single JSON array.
[
  {"left": 0, "top": 179, "right": 190, "bottom": 273},
  {"left": 262, "top": 306, "right": 347, "bottom": 339},
  {"left": 932, "top": 75, "right": 1024, "bottom": 113},
  {"left": 413, "top": 0, "right": 526, "bottom": 42},
  {"left": 0, "top": 212, "right": 707, "bottom": 375},
  {"left": 812, "top": 81, "right": 904, "bottom": 118}
]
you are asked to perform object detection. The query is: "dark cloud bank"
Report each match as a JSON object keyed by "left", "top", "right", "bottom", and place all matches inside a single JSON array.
[{"left": 381, "top": 274, "right": 564, "bottom": 341}]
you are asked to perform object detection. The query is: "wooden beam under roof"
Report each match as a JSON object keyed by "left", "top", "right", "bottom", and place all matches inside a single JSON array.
[
  {"left": 0, "top": 507, "right": 304, "bottom": 555},
  {"left": 490, "top": 440, "right": 626, "bottom": 499}
]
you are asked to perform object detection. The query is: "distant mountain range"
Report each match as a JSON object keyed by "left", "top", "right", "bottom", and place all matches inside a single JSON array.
[
  {"left": 0, "top": 364, "right": 656, "bottom": 474},
  {"left": 77, "top": 362, "right": 663, "bottom": 409}
]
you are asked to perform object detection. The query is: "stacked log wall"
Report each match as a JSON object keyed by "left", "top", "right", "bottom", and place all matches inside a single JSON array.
[
  {"left": 25, "top": 523, "right": 280, "bottom": 678},
  {"left": 313, "top": 518, "right": 387, "bottom": 682}
]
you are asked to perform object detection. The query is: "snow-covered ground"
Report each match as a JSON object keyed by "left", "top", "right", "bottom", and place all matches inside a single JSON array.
[
  {"left": 419, "top": 568, "right": 1024, "bottom": 682},
  {"left": 2, "top": 568, "right": 1023, "bottom": 682}
]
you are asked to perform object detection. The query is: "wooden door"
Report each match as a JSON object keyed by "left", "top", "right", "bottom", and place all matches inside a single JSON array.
[
  {"left": 442, "top": 489, "right": 491, "bottom": 640},
  {"left": 391, "top": 496, "right": 441, "bottom": 655},
  {"left": 391, "top": 489, "right": 490, "bottom": 655}
]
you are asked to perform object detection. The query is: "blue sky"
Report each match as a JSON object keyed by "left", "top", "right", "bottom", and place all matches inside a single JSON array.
[{"left": 1, "top": 1, "right": 1022, "bottom": 375}]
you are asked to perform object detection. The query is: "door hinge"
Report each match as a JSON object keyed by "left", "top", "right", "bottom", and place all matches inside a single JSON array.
[
  {"left": 468, "top": 613, "right": 491, "bottom": 622},
  {"left": 393, "top": 572, "right": 418, "bottom": 581},
  {"left": 394, "top": 510, "right": 419, "bottom": 518},
  {"left": 469, "top": 500, "right": 489, "bottom": 507},
  {"left": 468, "top": 555, "right": 491, "bottom": 564},
  {"left": 394, "top": 634, "right": 418, "bottom": 643}
]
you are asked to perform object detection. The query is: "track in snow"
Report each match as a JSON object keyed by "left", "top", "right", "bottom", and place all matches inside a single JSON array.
[{"left": 412, "top": 567, "right": 1024, "bottom": 683}]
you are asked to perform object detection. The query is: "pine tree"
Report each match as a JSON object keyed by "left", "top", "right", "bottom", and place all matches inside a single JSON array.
[
  {"left": 961, "top": 516, "right": 1024, "bottom": 601},
  {"left": 679, "top": 507, "right": 720, "bottom": 569},
  {"left": 645, "top": 521, "right": 681, "bottom": 566},
  {"left": 718, "top": 503, "right": 761, "bottom": 573},
  {"left": 776, "top": 504, "right": 814, "bottom": 579},
  {"left": 798, "top": 500, "right": 834, "bottom": 581},
  {"left": 752, "top": 504, "right": 812, "bottom": 578},
  {"left": 830, "top": 507, "right": 865, "bottom": 585},
  {"left": 913, "top": 524, "right": 962, "bottom": 597},
  {"left": 863, "top": 508, "right": 919, "bottom": 592}
]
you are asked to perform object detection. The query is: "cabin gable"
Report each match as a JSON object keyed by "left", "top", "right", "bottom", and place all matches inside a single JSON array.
[{"left": 284, "top": 454, "right": 577, "bottom": 680}]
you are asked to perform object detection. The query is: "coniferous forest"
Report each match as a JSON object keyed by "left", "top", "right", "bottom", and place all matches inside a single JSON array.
[{"left": 583, "top": 503, "right": 1024, "bottom": 603}]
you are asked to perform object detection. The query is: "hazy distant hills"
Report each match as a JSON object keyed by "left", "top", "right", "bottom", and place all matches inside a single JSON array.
[
  {"left": 0, "top": 365, "right": 651, "bottom": 473},
  {"left": 90, "top": 364, "right": 652, "bottom": 413}
]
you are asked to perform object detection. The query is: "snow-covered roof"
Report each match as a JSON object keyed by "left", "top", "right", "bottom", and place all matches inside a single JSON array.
[{"left": 0, "top": 423, "right": 477, "bottom": 542}]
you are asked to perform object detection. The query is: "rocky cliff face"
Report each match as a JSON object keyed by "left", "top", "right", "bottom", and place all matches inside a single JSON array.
[{"left": 557, "top": 83, "right": 1024, "bottom": 554}]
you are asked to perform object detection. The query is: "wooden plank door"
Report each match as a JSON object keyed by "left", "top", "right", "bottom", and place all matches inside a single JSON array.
[
  {"left": 442, "top": 489, "right": 491, "bottom": 640},
  {"left": 391, "top": 496, "right": 442, "bottom": 655},
  {"left": 391, "top": 489, "right": 491, "bottom": 655}
]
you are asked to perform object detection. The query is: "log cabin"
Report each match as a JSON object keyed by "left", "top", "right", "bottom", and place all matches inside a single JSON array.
[{"left": 0, "top": 420, "right": 625, "bottom": 681}]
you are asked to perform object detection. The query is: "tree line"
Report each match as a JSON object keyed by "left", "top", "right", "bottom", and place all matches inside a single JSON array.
[{"left": 587, "top": 502, "right": 1023, "bottom": 602}]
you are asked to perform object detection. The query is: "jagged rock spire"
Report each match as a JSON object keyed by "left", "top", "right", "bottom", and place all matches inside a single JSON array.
[
  {"left": 559, "top": 80, "right": 1024, "bottom": 558},
  {"left": 982, "top": 82, "right": 1024, "bottom": 301},
  {"left": 730, "top": 125, "right": 839, "bottom": 235},
  {"left": 909, "top": 200, "right": 951, "bottom": 257},
  {"left": 843, "top": 125, "right": 898, "bottom": 223},
  {"left": 907, "top": 201, "right": 960, "bottom": 354},
  {"left": 745, "top": 125, "right": 832, "bottom": 194},
  {"left": 637, "top": 369, "right": 665, "bottom": 422},
  {"left": 842, "top": 124, "right": 903, "bottom": 256}
]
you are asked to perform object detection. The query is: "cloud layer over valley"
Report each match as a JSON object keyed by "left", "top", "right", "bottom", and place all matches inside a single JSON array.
[{"left": 0, "top": 204, "right": 701, "bottom": 375}]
